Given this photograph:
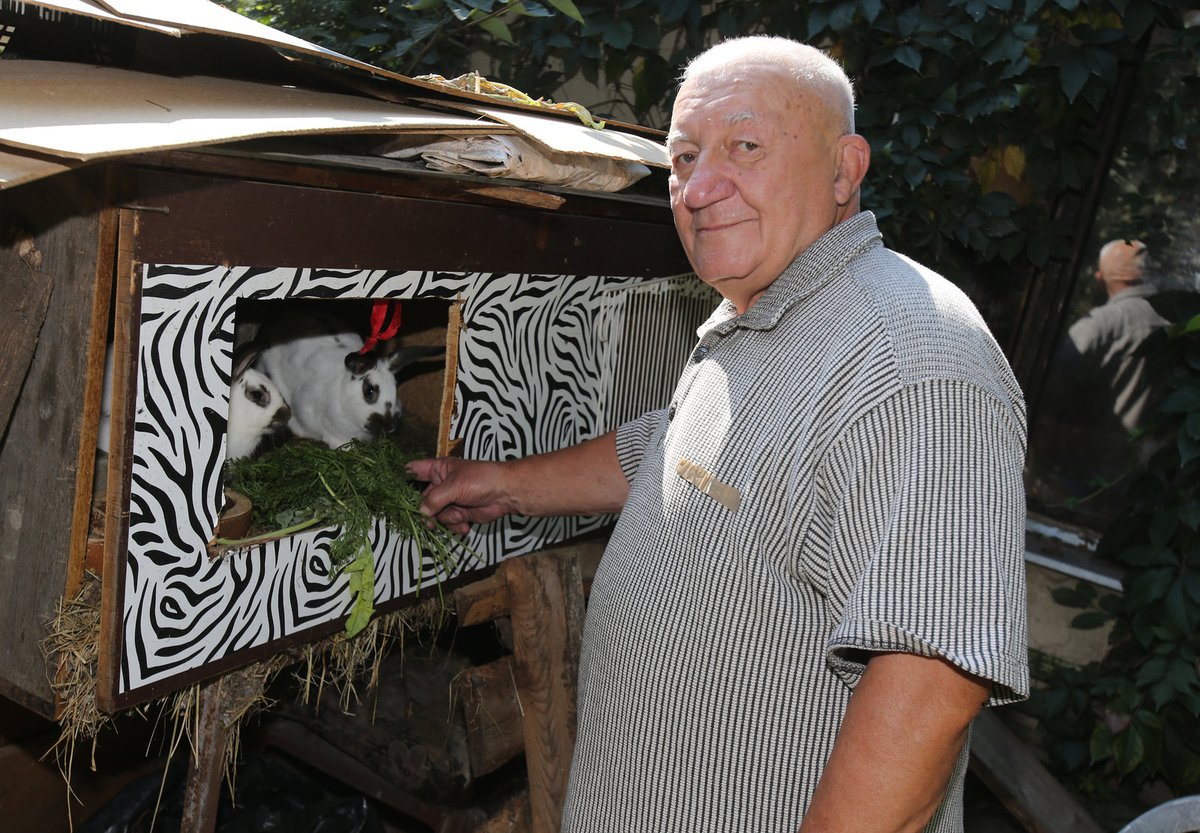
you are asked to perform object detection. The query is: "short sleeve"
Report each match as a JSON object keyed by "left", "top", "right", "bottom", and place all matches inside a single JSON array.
[
  {"left": 614, "top": 409, "right": 666, "bottom": 483},
  {"left": 821, "top": 379, "right": 1029, "bottom": 705}
]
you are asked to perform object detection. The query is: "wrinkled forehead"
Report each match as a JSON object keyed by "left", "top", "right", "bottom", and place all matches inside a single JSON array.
[{"left": 668, "top": 74, "right": 801, "bottom": 142}]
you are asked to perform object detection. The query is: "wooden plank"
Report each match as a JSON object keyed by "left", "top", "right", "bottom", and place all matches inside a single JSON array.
[
  {"left": 476, "top": 787, "right": 533, "bottom": 833},
  {"left": 455, "top": 656, "right": 524, "bottom": 778},
  {"left": 500, "top": 549, "right": 584, "bottom": 833},
  {"left": 970, "top": 708, "right": 1105, "bottom": 833},
  {"left": 126, "top": 168, "right": 688, "bottom": 279},
  {"left": 454, "top": 572, "right": 510, "bottom": 627},
  {"left": 0, "top": 170, "right": 109, "bottom": 717},
  {"left": 0, "top": 229, "right": 53, "bottom": 437},
  {"left": 259, "top": 718, "right": 486, "bottom": 831},
  {"left": 64, "top": 195, "right": 118, "bottom": 599},
  {"left": 180, "top": 678, "right": 227, "bottom": 833},
  {"left": 95, "top": 205, "right": 140, "bottom": 715}
]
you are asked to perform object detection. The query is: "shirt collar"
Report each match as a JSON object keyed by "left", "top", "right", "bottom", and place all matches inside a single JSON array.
[
  {"left": 698, "top": 211, "right": 884, "bottom": 338},
  {"left": 1107, "top": 282, "right": 1156, "bottom": 304}
]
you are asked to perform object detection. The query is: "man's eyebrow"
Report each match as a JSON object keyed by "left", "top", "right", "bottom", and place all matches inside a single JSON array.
[{"left": 725, "top": 110, "right": 760, "bottom": 125}]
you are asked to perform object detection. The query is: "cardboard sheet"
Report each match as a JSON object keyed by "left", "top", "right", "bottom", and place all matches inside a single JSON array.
[
  {"left": 0, "top": 147, "right": 74, "bottom": 190},
  {"left": 21, "top": 0, "right": 182, "bottom": 35},
  {"left": 88, "top": 0, "right": 386, "bottom": 76},
  {"left": 460, "top": 104, "right": 670, "bottom": 169},
  {"left": 0, "top": 61, "right": 499, "bottom": 161}
]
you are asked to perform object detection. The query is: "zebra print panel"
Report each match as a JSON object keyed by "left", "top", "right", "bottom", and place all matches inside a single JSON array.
[{"left": 121, "top": 264, "right": 714, "bottom": 696}]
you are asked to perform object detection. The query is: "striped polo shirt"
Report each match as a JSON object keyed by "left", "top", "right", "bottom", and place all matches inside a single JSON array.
[{"left": 562, "top": 212, "right": 1029, "bottom": 833}]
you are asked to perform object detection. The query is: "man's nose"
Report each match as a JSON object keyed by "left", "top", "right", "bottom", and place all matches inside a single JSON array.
[{"left": 682, "top": 153, "right": 734, "bottom": 208}]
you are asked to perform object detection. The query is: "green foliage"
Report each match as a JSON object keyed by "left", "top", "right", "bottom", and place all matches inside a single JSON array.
[
  {"left": 223, "top": 438, "right": 468, "bottom": 637},
  {"left": 220, "top": 0, "right": 1199, "bottom": 339},
  {"left": 1030, "top": 291, "right": 1200, "bottom": 806},
  {"left": 220, "top": 0, "right": 585, "bottom": 76}
]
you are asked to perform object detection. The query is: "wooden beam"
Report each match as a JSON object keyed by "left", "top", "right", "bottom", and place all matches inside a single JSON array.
[
  {"left": 180, "top": 678, "right": 228, "bottom": 833},
  {"left": 970, "top": 708, "right": 1105, "bottom": 833},
  {"left": 0, "top": 228, "right": 52, "bottom": 439},
  {"left": 500, "top": 549, "right": 584, "bottom": 833},
  {"left": 454, "top": 656, "right": 525, "bottom": 779}
]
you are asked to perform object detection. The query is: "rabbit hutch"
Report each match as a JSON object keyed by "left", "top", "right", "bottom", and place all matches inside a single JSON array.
[{"left": 0, "top": 1, "right": 706, "bottom": 830}]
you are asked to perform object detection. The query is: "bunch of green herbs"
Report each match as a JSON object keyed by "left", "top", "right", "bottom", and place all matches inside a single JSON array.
[{"left": 222, "top": 438, "right": 465, "bottom": 637}]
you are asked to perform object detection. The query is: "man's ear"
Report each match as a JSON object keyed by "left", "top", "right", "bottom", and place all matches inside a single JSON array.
[{"left": 833, "top": 134, "right": 870, "bottom": 206}]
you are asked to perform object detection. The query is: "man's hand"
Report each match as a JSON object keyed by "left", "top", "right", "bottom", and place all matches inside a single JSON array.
[
  {"left": 799, "top": 652, "right": 990, "bottom": 833},
  {"left": 407, "top": 432, "right": 630, "bottom": 535},
  {"left": 407, "top": 458, "right": 515, "bottom": 535}
]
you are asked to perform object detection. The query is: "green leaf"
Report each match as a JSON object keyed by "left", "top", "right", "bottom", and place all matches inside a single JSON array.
[
  {"left": 1166, "top": 658, "right": 1199, "bottom": 694},
  {"left": 1180, "top": 432, "right": 1200, "bottom": 467},
  {"left": 354, "top": 32, "right": 392, "bottom": 48},
  {"left": 1113, "top": 725, "right": 1146, "bottom": 775},
  {"left": 1166, "top": 580, "right": 1195, "bottom": 633},
  {"left": 1127, "top": 567, "right": 1173, "bottom": 607},
  {"left": 1137, "top": 656, "right": 1169, "bottom": 686},
  {"left": 829, "top": 2, "right": 856, "bottom": 31},
  {"left": 1059, "top": 55, "right": 1089, "bottom": 103},
  {"left": 1160, "top": 384, "right": 1200, "bottom": 414},
  {"left": 470, "top": 10, "right": 514, "bottom": 42},
  {"left": 895, "top": 45, "right": 922, "bottom": 72},
  {"left": 544, "top": 0, "right": 584, "bottom": 23},
  {"left": 1150, "top": 510, "right": 1179, "bottom": 547},
  {"left": 598, "top": 18, "right": 633, "bottom": 49}
]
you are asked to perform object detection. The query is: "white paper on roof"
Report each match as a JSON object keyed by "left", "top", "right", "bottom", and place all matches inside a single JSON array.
[
  {"left": 465, "top": 105, "right": 670, "bottom": 169},
  {"left": 0, "top": 61, "right": 500, "bottom": 161}
]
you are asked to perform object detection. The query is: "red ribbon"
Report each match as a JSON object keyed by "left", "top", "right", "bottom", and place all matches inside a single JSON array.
[{"left": 358, "top": 299, "right": 402, "bottom": 354}]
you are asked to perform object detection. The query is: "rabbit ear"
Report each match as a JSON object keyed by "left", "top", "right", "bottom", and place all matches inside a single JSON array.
[
  {"left": 390, "top": 344, "right": 445, "bottom": 374},
  {"left": 344, "top": 350, "right": 378, "bottom": 375},
  {"left": 232, "top": 341, "right": 261, "bottom": 381}
]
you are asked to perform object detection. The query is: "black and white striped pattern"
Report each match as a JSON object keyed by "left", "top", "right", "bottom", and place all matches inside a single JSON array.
[
  {"left": 120, "top": 265, "right": 709, "bottom": 696},
  {"left": 563, "top": 213, "right": 1028, "bottom": 833}
]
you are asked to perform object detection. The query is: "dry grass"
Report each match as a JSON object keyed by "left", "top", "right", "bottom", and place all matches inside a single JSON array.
[{"left": 41, "top": 573, "right": 447, "bottom": 826}]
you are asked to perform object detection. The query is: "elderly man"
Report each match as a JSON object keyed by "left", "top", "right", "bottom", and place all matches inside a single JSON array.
[
  {"left": 410, "top": 36, "right": 1027, "bottom": 833},
  {"left": 1028, "top": 239, "right": 1167, "bottom": 524}
]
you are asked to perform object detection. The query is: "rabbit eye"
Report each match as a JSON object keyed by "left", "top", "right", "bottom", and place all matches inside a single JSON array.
[
  {"left": 363, "top": 379, "right": 379, "bottom": 405},
  {"left": 247, "top": 386, "right": 270, "bottom": 406}
]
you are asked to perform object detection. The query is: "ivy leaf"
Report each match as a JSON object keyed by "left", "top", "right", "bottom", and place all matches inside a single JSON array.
[
  {"left": 470, "top": 10, "right": 514, "bottom": 43},
  {"left": 598, "top": 19, "right": 633, "bottom": 49},
  {"left": 354, "top": 32, "right": 392, "bottom": 48},
  {"left": 895, "top": 45, "right": 922, "bottom": 73},
  {"left": 807, "top": 6, "right": 831, "bottom": 38},
  {"left": 829, "top": 2, "right": 857, "bottom": 31},
  {"left": 1113, "top": 725, "right": 1146, "bottom": 775},
  {"left": 1126, "top": 567, "right": 1173, "bottom": 607},
  {"left": 1166, "top": 580, "right": 1193, "bottom": 633},
  {"left": 1161, "top": 384, "right": 1200, "bottom": 413},
  {"left": 1137, "top": 656, "right": 1169, "bottom": 686},
  {"left": 860, "top": 0, "right": 883, "bottom": 23},
  {"left": 1180, "top": 432, "right": 1200, "bottom": 467},
  {"left": 1059, "top": 54, "right": 1089, "bottom": 103},
  {"left": 544, "top": 0, "right": 584, "bottom": 24},
  {"left": 659, "top": 0, "right": 689, "bottom": 24}
]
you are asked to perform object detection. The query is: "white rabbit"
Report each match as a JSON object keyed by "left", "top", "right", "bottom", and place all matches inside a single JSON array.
[
  {"left": 254, "top": 311, "right": 402, "bottom": 450},
  {"left": 226, "top": 348, "right": 292, "bottom": 460}
]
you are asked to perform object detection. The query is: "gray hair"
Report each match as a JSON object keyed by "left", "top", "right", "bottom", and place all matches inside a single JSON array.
[{"left": 681, "top": 36, "right": 856, "bottom": 135}]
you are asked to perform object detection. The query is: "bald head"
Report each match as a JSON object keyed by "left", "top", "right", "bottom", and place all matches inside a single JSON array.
[
  {"left": 681, "top": 36, "right": 856, "bottom": 135},
  {"left": 1096, "top": 239, "right": 1148, "bottom": 298}
]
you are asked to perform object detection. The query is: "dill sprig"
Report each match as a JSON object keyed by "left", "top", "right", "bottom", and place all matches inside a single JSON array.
[{"left": 222, "top": 438, "right": 467, "bottom": 636}]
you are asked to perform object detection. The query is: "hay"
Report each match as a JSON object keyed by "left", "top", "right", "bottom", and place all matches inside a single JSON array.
[{"left": 41, "top": 573, "right": 447, "bottom": 825}]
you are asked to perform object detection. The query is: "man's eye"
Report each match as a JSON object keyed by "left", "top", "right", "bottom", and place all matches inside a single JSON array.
[
  {"left": 736, "top": 141, "right": 759, "bottom": 152},
  {"left": 674, "top": 152, "right": 697, "bottom": 166}
]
